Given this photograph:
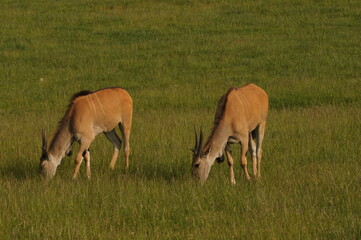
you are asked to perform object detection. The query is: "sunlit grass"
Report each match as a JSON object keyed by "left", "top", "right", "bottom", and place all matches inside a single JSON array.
[{"left": 0, "top": 0, "right": 360, "bottom": 239}]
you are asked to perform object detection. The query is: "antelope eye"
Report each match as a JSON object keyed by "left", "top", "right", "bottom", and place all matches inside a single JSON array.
[{"left": 194, "top": 163, "right": 200, "bottom": 169}]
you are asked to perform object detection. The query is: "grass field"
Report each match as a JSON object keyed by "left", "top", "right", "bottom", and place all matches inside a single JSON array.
[{"left": 0, "top": 0, "right": 360, "bottom": 239}]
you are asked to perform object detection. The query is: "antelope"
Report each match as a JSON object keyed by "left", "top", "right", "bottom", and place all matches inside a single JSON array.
[
  {"left": 40, "top": 87, "right": 133, "bottom": 179},
  {"left": 192, "top": 83, "right": 268, "bottom": 184}
]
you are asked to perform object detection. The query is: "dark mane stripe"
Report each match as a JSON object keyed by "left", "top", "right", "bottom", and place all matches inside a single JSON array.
[
  {"left": 213, "top": 87, "right": 237, "bottom": 126},
  {"left": 49, "top": 90, "right": 93, "bottom": 150},
  {"left": 70, "top": 90, "right": 93, "bottom": 102},
  {"left": 203, "top": 87, "right": 237, "bottom": 150}
]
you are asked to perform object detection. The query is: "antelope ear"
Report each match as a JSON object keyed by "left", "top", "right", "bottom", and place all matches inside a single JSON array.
[
  {"left": 216, "top": 154, "right": 224, "bottom": 163},
  {"left": 66, "top": 150, "right": 72, "bottom": 157}
]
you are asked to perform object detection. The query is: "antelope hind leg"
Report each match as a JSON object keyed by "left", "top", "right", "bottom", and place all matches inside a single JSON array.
[
  {"left": 120, "top": 123, "right": 131, "bottom": 171},
  {"left": 248, "top": 132, "right": 257, "bottom": 177},
  {"left": 104, "top": 130, "right": 122, "bottom": 170},
  {"left": 256, "top": 121, "right": 266, "bottom": 178}
]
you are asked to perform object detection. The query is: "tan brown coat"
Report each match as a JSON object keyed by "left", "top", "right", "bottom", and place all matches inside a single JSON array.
[
  {"left": 40, "top": 87, "right": 133, "bottom": 179},
  {"left": 192, "top": 83, "right": 268, "bottom": 184}
]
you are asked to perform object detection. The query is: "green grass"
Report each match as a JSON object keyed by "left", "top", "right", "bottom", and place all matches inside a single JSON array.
[{"left": 0, "top": 0, "right": 360, "bottom": 239}]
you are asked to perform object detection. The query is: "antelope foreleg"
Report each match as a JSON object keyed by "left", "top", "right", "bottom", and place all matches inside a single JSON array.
[
  {"left": 73, "top": 139, "right": 92, "bottom": 179},
  {"left": 73, "top": 152, "right": 83, "bottom": 179},
  {"left": 225, "top": 144, "right": 236, "bottom": 185},
  {"left": 84, "top": 150, "right": 91, "bottom": 179}
]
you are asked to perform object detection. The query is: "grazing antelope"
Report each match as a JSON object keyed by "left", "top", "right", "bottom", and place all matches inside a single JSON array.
[
  {"left": 40, "top": 87, "right": 133, "bottom": 179},
  {"left": 192, "top": 83, "right": 268, "bottom": 184}
]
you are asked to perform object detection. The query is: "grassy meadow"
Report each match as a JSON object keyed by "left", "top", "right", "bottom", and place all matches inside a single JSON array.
[{"left": 0, "top": 0, "right": 360, "bottom": 239}]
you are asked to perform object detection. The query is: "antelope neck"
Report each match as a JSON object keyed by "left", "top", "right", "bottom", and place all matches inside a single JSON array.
[
  {"left": 48, "top": 122, "right": 73, "bottom": 166},
  {"left": 203, "top": 122, "right": 230, "bottom": 163}
]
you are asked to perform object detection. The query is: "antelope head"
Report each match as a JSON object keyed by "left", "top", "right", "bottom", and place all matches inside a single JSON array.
[
  {"left": 40, "top": 129, "right": 57, "bottom": 179},
  {"left": 191, "top": 128, "right": 213, "bottom": 183}
]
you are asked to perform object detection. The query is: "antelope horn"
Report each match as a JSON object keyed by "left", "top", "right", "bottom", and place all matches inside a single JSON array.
[
  {"left": 197, "top": 127, "right": 203, "bottom": 157},
  {"left": 193, "top": 126, "right": 199, "bottom": 155},
  {"left": 42, "top": 128, "right": 47, "bottom": 155}
]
